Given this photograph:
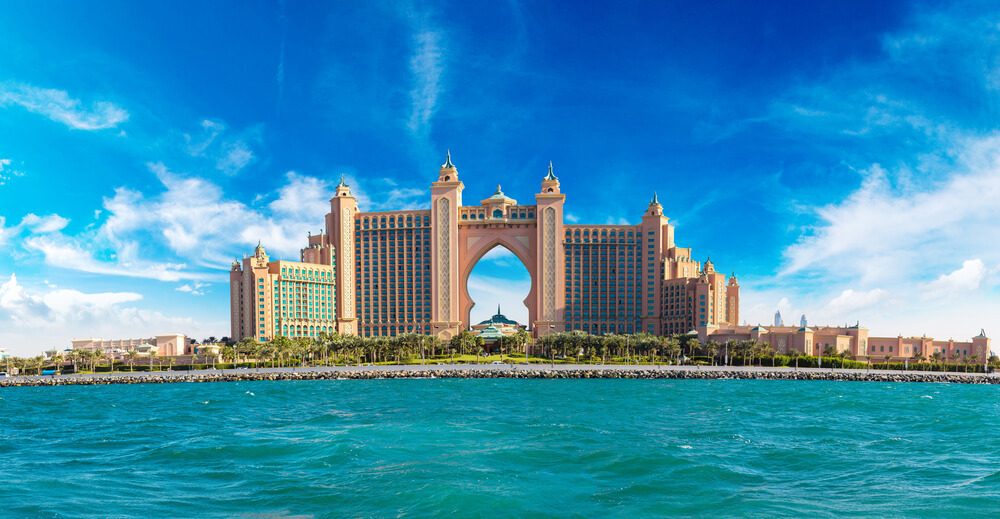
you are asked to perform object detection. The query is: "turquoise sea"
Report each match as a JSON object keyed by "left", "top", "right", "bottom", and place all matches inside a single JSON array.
[{"left": 1, "top": 379, "right": 999, "bottom": 518}]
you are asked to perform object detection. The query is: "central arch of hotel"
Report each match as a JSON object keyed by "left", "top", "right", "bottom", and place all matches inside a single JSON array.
[{"left": 459, "top": 231, "right": 538, "bottom": 333}]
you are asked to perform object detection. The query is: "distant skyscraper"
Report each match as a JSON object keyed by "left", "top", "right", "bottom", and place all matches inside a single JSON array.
[
  {"left": 800, "top": 314, "right": 808, "bottom": 328},
  {"left": 774, "top": 310, "right": 784, "bottom": 327}
]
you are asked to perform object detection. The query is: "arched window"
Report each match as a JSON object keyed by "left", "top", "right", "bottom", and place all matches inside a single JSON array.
[{"left": 493, "top": 209, "right": 503, "bottom": 218}]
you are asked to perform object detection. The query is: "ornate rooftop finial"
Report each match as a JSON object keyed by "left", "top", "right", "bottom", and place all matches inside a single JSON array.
[
  {"left": 651, "top": 191, "right": 660, "bottom": 205},
  {"left": 544, "top": 161, "right": 557, "bottom": 181},
  {"left": 337, "top": 174, "right": 348, "bottom": 188},
  {"left": 442, "top": 150, "right": 455, "bottom": 169},
  {"left": 256, "top": 240, "right": 261, "bottom": 248},
  {"left": 495, "top": 184, "right": 503, "bottom": 195},
  {"left": 497, "top": 303, "right": 501, "bottom": 315}
]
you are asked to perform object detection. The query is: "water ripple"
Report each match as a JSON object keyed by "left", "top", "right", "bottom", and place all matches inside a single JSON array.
[{"left": 1, "top": 379, "right": 1000, "bottom": 517}]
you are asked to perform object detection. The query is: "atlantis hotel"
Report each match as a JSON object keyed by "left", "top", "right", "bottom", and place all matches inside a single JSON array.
[
  {"left": 230, "top": 154, "right": 990, "bottom": 362},
  {"left": 232, "top": 153, "right": 738, "bottom": 342}
]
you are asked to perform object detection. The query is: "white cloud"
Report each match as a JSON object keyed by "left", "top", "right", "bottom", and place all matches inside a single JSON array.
[
  {"left": 14, "top": 163, "right": 344, "bottom": 282},
  {"left": 22, "top": 235, "right": 206, "bottom": 282},
  {"left": 347, "top": 174, "right": 427, "bottom": 212},
  {"left": 184, "top": 119, "right": 257, "bottom": 175},
  {"left": 922, "top": 259, "right": 987, "bottom": 300},
  {"left": 20, "top": 214, "right": 69, "bottom": 233},
  {"left": 479, "top": 247, "right": 520, "bottom": 267},
  {"left": 565, "top": 213, "right": 580, "bottom": 223},
  {"left": 0, "top": 273, "right": 140, "bottom": 325},
  {"left": 216, "top": 141, "right": 254, "bottom": 175},
  {"left": 269, "top": 172, "right": 332, "bottom": 221},
  {"left": 185, "top": 119, "right": 225, "bottom": 156},
  {"left": 0, "top": 213, "right": 70, "bottom": 245},
  {"left": 0, "top": 273, "right": 217, "bottom": 356},
  {"left": 781, "top": 152, "right": 1000, "bottom": 283},
  {"left": 0, "top": 82, "right": 128, "bottom": 130},
  {"left": 824, "top": 288, "right": 888, "bottom": 315},
  {"left": 176, "top": 282, "right": 207, "bottom": 296},
  {"left": 407, "top": 30, "right": 445, "bottom": 136},
  {"left": 0, "top": 158, "right": 25, "bottom": 185}
]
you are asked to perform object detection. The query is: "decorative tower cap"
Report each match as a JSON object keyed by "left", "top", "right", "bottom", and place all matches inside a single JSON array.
[
  {"left": 544, "top": 161, "right": 557, "bottom": 181},
  {"left": 494, "top": 184, "right": 503, "bottom": 195},
  {"left": 651, "top": 191, "right": 660, "bottom": 205},
  {"left": 337, "top": 174, "right": 349, "bottom": 188},
  {"left": 441, "top": 150, "right": 455, "bottom": 169}
]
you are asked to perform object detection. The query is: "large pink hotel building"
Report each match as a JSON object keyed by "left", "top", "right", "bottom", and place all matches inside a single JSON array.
[{"left": 231, "top": 154, "right": 990, "bottom": 362}]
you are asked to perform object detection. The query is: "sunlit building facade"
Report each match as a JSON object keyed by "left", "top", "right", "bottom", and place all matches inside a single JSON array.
[
  {"left": 698, "top": 325, "right": 991, "bottom": 363},
  {"left": 230, "top": 153, "right": 740, "bottom": 341},
  {"left": 70, "top": 334, "right": 189, "bottom": 356}
]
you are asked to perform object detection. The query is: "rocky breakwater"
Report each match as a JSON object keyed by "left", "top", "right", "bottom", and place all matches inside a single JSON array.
[{"left": 1, "top": 368, "right": 998, "bottom": 388}]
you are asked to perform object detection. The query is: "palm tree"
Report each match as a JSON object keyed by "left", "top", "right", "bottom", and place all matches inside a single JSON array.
[
  {"left": 823, "top": 344, "right": 836, "bottom": 367},
  {"left": 789, "top": 348, "right": 802, "bottom": 369},
  {"left": 665, "top": 338, "right": 681, "bottom": 365},
  {"left": 970, "top": 353, "right": 981, "bottom": 373},
  {"left": 704, "top": 341, "right": 720, "bottom": 366},
  {"left": 166, "top": 357, "right": 177, "bottom": 371},
  {"left": 221, "top": 346, "right": 235, "bottom": 368},
  {"left": 929, "top": 351, "right": 943, "bottom": 372},
  {"left": 34, "top": 355, "right": 47, "bottom": 375},
  {"left": 949, "top": 351, "right": 961, "bottom": 372},
  {"left": 883, "top": 354, "right": 892, "bottom": 370},
  {"left": 293, "top": 337, "right": 311, "bottom": 367},
  {"left": 66, "top": 350, "right": 79, "bottom": 373},
  {"left": 723, "top": 340, "right": 738, "bottom": 366},
  {"left": 760, "top": 344, "right": 776, "bottom": 367},
  {"left": 125, "top": 350, "right": 139, "bottom": 373},
  {"left": 839, "top": 349, "right": 854, "bottom": 369},
  {"left": 686, "top": 338, "right": 701, "bottom": 358},
  {"left": 512, "top": 329, "right": 531, "bottom": 360}
]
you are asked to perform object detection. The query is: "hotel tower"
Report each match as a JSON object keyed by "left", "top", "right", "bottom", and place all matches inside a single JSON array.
[{"left": 231, "top": 153, "right": 739, "bottom": 342}]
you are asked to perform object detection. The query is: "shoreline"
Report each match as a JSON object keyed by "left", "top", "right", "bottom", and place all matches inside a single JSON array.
[{"left": 2, "top": 364, "right": 998, "bottom": 387}]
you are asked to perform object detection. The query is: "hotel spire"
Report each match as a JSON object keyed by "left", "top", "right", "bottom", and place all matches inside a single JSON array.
[{"left": 544, "top": 161, "right": 557, "bottom": 181}]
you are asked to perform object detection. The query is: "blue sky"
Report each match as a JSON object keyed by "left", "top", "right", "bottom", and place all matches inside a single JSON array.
[{"left": 2, "top": 0, "right": 1000, "bottom": 355}]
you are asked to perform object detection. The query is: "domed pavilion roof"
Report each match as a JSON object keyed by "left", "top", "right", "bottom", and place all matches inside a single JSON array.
[{"left": 477, "top": 305, "right": 520, "bottom": 327}]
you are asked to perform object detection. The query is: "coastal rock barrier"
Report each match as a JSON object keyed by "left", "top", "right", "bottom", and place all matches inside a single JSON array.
[{"left": 2, "top": 368, "right": 998, "bottom": 388}]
